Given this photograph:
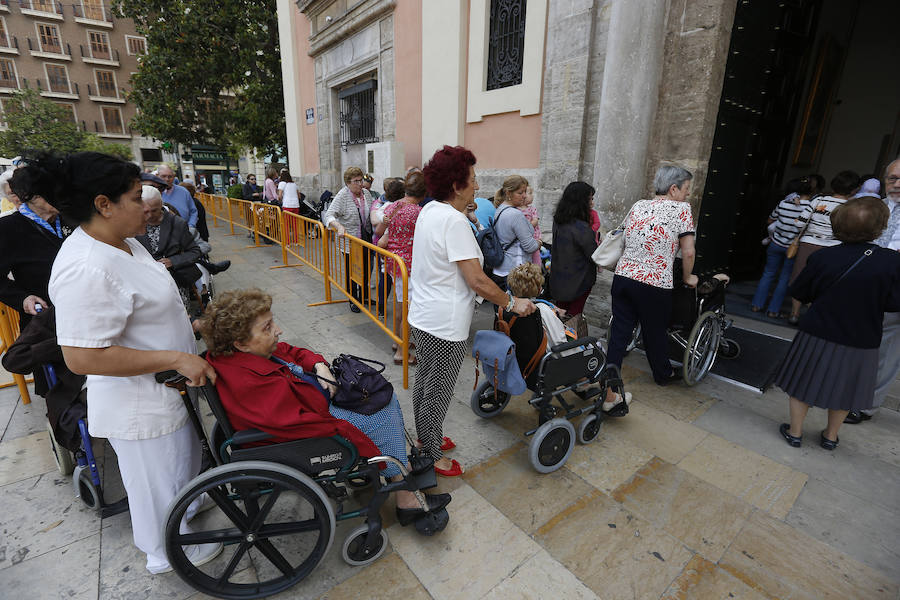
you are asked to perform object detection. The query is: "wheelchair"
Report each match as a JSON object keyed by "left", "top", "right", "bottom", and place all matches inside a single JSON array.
[
  {"left": 470, "top": 325, "right": 625, "bottom": 474},
  {"left": 157, "top": 371, "right": 448, "bottom": 600},
  {"left": 606, "top": 274, "right": 740, "bottom": 386}
]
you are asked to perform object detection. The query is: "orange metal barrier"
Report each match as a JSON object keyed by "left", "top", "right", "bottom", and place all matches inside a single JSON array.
[
  {"left": 0, "top": 303, "right": 32, "bottom": 404},
  {"left": 314, "top": 229, "right": 411, "bottom": 389},
  {"left": 198, "top": 194, "right": 412, "bottom": 388}
]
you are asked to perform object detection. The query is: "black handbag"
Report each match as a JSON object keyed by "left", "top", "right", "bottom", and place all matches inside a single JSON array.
[{"left": 327, "top": 354, "right": 393, "bottom": 415}]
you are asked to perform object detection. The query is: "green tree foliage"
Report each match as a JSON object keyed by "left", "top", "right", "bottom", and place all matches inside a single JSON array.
[
  {"left": 0, "top": 89, "right": 132, "bottom": 159},
  {"left": 114, "top": 0, "right": 286, "bottom": 158}
]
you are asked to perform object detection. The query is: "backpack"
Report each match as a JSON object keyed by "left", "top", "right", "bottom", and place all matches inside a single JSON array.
[{"left": 476, "top": 207, "right": 516, "bottom": 268}]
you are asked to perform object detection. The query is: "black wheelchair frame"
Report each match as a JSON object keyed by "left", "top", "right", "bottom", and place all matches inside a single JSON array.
[
  {"left": 470, "top": 335, "right": 625, "bottom": 473},
  {"left": 158, "top": 373, "right": 446, "bottom": 600}
]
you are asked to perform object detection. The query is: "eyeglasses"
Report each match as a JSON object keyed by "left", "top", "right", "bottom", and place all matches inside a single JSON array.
[
  {"left": 887, "top": 176, "right": 900, "bottom": 184},
  {"left": 350, "top": 179, "right": 363, "bottom": 184}
]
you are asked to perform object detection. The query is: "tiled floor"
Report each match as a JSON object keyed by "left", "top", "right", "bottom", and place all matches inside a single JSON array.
[{"left": 1, "top": 222, "right": 898, "bottom": 599}]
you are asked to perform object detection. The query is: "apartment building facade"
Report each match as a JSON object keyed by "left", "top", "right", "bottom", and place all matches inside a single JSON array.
[{"left": 0, "top": 0, "right": 175, "bottom": 169}]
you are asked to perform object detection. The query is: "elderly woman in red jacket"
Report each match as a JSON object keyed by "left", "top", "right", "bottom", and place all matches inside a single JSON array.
[{"left": 199, "top": 288, "right": 449, "bottom": 523}]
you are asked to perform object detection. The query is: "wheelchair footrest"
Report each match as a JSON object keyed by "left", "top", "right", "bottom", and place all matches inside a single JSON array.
[
  {"left": 407, "top": 467, "right": 438, "bottom": 491},
  {"left": 414, "top": 507, "right": 449, "bottom": 536}
]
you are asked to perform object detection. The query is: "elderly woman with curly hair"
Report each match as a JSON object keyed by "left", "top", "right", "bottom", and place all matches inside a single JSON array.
[
  {"left": 200, "top": 289, "right": 450, "bottom": 521},
  {"left": 322, "top": 166, "right": 374, "bottom": 313},
  {"left": 409, "top": 145, "right": 536, "bottom": 476}
]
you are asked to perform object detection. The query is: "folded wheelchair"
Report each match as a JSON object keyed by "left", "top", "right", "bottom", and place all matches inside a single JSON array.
[
  {"left": 157, "top": 371, "right": 447, "bottom": 600},
  {"left": 469, "top": 312, "right": 625, "bottom": 474}
]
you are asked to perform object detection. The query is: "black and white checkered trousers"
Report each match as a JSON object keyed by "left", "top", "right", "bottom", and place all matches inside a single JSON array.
[{"left": 411, "top": 326, "right": 469, "bottom": 460}]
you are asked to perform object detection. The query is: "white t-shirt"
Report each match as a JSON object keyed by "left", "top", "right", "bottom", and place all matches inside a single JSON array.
[
  {"left": 278, "top": 181, "right": 300, "bottom": 208},
  {"left": 48, "top": 228, "right": 197, "bottom": 440},
  {"left": 408, "top": 201, "right": 483, "bottom": 341},
  {"left": 797, "top": 195, "right": 846, "bottom": 247}
]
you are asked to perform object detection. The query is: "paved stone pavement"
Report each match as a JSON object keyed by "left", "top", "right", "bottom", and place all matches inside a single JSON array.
[{"left": 1, "top": 220, "right": 899, "bottom": 600}]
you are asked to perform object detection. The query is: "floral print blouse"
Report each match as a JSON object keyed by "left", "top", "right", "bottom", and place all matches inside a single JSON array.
[
  {"left": 384, "top": 200, "right": 422, "bottom": 278},
  {"left": 615, "top": 198, "right": 695, "bottom": 289}
]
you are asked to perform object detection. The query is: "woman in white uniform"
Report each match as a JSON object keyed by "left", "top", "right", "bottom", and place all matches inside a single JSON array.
[{"left": 16, "top": 152, "right": 220, "bottom": 575}]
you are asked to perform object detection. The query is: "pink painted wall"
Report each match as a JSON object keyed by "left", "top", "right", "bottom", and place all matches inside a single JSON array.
[
  {"left": 294, "top": 13, "right": 320, "bottom": 174},
  {"left": 464, "top": 112, "right": 542, "bottom": 169},
  {"left": 393, "top": 1, "right": 423, "bottom": 169}
]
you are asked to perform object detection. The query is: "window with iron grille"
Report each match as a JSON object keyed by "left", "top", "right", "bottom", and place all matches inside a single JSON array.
[
  {"left": 37, "top": 23, "right": 62, "bottom": 54},
  {"left": 95, "top": 69, "right": 116, "bottom": 96},
  {"left": 88, "top": 30, "right": 110, "bottom": 60},
  {"left": 101, "top": 106, "right": 123, "bottom": 134},
  {"left": 486, "top": 0, "right": 526, "bottom": 91},
  {"left": 338, "top": 79, "right": 378, "bottom": 150},
  {"left": 46, "top": 64, "right": 69, "bottom": 93},
  {"left": 0, "top": 58, "right": 17, "bottom": 89}
]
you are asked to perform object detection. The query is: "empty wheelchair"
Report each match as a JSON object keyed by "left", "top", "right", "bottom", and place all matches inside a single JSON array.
[
  {"left": 158, "top": 374, "right": 447, "bottom": 599},
  {"left": 606, "top": 274, "right": 740, "bottom": 386},
  {"left": 470, "top": 311, "right": 625, "bottom": 474}
]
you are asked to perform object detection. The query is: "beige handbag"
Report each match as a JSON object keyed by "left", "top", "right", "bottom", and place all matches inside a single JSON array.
[{"left": 591, "top": 208, "right": 632, "bottom": 270}]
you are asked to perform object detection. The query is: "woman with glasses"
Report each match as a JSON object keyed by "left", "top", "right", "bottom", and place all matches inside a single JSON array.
[{"left": 322, "top": 167, "right": 374, "bottom": 313}]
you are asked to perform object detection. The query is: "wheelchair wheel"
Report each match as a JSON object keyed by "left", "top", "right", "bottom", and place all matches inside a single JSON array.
[
  {"left": 719, "top": 337, "right": 741, "bottom": 360},
  {"left": 47, "top": 420, "right": 75, "bottom": 476},
  {"left": 528, "top": 418, "right": 575, "bottom": 474},
  {"left": 682, "top": 311, "right": 721, "bottom": 386},
  {"left": 470, "top": 381, "right": 510, "bottom": 418},
  {"left": 577, "top": 413, "right": 602, "bottom": 445},
  {"left": 164, "top": 461, "right": 336, "bottom": 600},
  {"left": 607, "top": 316, "right": 641, "bottom": 353},
  {"left": 340, "top": 523, "right": 388, "bottom": 567},
  {"left": 74, "top": 467, "right": 101, "bottom": 512}
]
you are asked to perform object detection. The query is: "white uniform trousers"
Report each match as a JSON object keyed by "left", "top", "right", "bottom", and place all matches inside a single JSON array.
[{"left": 108, "top": 420, "right": 201, "bottom": 572}]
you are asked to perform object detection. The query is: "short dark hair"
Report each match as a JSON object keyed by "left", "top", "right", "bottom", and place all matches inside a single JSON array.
[
  {"left": 404, "top": 171, "right": 427, "bottom": 198},
  {"left": 385, "top": 179, "right": 406, "bottom": 202},
  {"left": 808, "top": 173, "right": 826, "bottom": 194},
  {"left": 830, "top": 170, "right": 860, "bottom": 196},
  {"left": 784, "top": 177, "right": 812, "bottom": 197},
  {"left": 280, "top": 171, "right": 293, "bottom": 183},
  {"left": 423, "top": 145, "right": 476, "bottom": 201},
  {"left": 553, "top": 181, "right": 595, "bottom": 225},
  {"left": 831, "top": 197, "right": 889, "bottom": 243},
  {"left": 11, "top": 151, "right": 141, "bottom": 223}
]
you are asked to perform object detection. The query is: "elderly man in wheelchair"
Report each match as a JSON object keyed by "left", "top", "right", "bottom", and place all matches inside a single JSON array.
[
  {"left": 470, "top": 264, "right": 627, "bottom": 473},
  {"left": 160, "top": 289, "right": 449, "bottom": 599}
]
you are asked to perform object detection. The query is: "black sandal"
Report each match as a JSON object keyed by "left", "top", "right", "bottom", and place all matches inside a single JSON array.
[
  {"left": 779, "top": 423, "right": 801, "bottom": 447},
  {"left": 820, "top": 431, "right": 839, "bottom": 451}
]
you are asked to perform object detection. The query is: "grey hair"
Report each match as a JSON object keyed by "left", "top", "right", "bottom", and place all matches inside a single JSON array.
[
  {"left": 884, "top": 158, "right": 900, "bottom": 180},
  {"left": 653, "top": 165, "right": 693, "bottom": 195}
]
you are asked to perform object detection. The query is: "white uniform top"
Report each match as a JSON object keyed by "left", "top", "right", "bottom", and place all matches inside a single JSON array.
[
  {"left": 408, "top": 201, "right": 483, "bottom": 342},
  {"left": 49, "top": 227, "right": 196, "bottom": 440}
]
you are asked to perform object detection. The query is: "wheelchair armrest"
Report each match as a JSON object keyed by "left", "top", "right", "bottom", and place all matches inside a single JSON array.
[
  {"left": 232, "top": 428, "right": 275, "bottom": 445},
  {"left": 550, "top": 336, "right": 598, "bottom": 353}
]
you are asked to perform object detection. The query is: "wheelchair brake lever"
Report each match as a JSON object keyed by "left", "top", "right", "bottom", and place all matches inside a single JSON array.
[{"left": 154, "top": 369, "right": 187, "bottom": 388}]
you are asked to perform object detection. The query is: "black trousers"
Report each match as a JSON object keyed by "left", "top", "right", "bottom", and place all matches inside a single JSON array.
[{"left": 606, "top": 274, "right": 675, "bottom": 383}]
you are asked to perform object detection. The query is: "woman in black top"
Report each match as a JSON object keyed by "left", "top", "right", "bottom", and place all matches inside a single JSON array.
[
  {"left": 549, "top": 181, "right": 598, "bottom": 316},
  {"left": 775, "top": 197, "right": 900, "bottom": 450}
]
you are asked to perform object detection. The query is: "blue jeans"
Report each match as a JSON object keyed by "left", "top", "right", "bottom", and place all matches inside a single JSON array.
[{"left": 751, "top": 243, "right": 794, "bottom": 314}]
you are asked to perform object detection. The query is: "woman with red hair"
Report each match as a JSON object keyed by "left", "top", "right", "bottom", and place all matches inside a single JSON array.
[{"left": 409, "top": 146, "right": 536, "bottom": 476}]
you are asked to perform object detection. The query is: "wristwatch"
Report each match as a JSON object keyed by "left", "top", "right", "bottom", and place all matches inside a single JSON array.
[{"left": 506, "top": 292, "right": 515, "bottom": 312}]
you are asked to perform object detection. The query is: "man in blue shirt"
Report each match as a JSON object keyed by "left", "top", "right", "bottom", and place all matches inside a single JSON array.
[{"left": 157, "top": 165, "right": 198, "bottom": 229}]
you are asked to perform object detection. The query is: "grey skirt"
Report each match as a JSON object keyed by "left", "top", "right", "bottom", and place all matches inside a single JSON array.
[{"left": 773, "top": 331, "right": 878, "bottom": 411}]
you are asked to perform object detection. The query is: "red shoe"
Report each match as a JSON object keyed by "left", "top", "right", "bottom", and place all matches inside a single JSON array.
[
  {"left": 435, "top": 459, "right": 464, "bottom": 477},
  {"left": 415, "top": 436, "right": 456, "bottom": 452}
]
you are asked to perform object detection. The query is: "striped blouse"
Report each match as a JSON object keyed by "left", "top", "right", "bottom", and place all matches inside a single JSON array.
[{"left": 769, "top": 194, "right": 805, "bottom": 247}]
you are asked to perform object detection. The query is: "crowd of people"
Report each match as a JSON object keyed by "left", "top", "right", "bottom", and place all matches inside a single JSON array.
[{"left": 1, "top": 145, "right": 898, "bottom": 580}]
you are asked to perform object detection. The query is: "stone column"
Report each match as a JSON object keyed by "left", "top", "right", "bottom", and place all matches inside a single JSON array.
[
  {"left": 276, "top": 0, "right": 304, "bottom": 178},
  {"left": 592, "top": 0, "right": 669, "bottom": 226}
]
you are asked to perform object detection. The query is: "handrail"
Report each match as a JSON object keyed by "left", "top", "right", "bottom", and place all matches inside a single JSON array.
[{"left": 0, "top": 303, "right": 32, "bottom": 404}]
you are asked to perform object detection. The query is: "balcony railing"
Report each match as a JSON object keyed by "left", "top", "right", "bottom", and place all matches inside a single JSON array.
[
  {"left": 80, "top": 45, "right": 119, "bottom": 63},
  {"left": 20, "top": 1, "right": 63, "bottom": 16},
  {"left": 27, "top": 37, "right": 72, "bottom": 57},
  {"left": 0, "top": 77, "right": 16, "bottom": 89},
  {"left": 0, "top": 36, "right": 18, "bottom": 51}
]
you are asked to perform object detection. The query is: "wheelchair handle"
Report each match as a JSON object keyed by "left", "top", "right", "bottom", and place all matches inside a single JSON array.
[
  {"left": 154, "top": 369, "right": 187, "bottom": 387},
  {"left": 550, "top": 336, "right": 598, "bottom": 353}
]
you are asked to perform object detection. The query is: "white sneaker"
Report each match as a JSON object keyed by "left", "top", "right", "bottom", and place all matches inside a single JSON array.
[{"left": 146, "top": 543, "right": 223, "bottom": 575}]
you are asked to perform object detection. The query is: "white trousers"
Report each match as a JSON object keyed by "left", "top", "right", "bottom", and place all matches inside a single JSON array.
[
  {"left": 108, "top": 421, "right": 201, "bottom": 572},
  {"left": 868, "top": 312, "right": 900, "bottom": 415}
]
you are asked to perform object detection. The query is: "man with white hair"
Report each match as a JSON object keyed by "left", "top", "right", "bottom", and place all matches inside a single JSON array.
[
  {"left": 135, "top": 185, "right": 203, "bottom": 292},
  {"left": 848, "top": 158, "right": 900, "bottom": 423},
  {"left": 157, "top": 164, "right": 198, "bottom": 229}
]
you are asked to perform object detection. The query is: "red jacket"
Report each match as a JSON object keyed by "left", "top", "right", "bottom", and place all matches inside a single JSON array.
[{"left": 206, "top": 342, "right": 381, "bottom": 458}]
